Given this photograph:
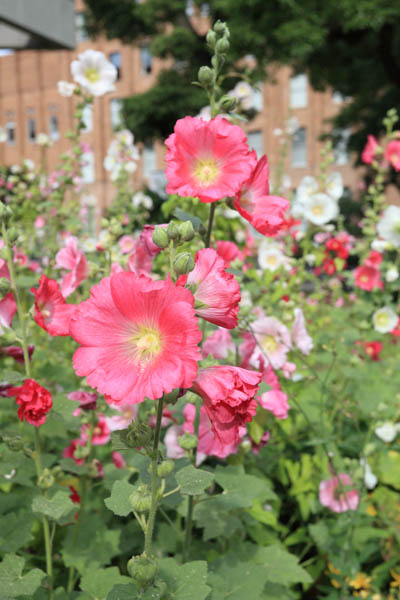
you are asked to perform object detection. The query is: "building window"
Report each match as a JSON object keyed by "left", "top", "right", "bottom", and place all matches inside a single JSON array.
[
  {"left": 248, "top": 130, "right": 263, "bottom": 157},
  {"left": 110, "top": 99, "right": 123, "bottom": 130},
  {"left": 334, "top": 128, "right": 351, "bottom": 165},
  {"left": 27, "top": 119, "right": 36, "bottom": 143},
  {"left": 200, "top": 3, "right": 210, "bottom": 16},
  {"left": 140, "top": 46, "right": 153, "bottom": 75},
  {"left": 291, "top": 127, "right": 307, "bottom": 167},
  {"left": 185, "top": 0, "right": 194, "bottom": 16},
  {"left": 143, "top": 143, "right": 157, "bottom": 178},
  {"left": 49, "top": 115, "right": 60, "bottom": 141},
  {"left": 252, "top": 83, "right": 263, "bottom": 111},
  {"left": 109, "top": 52, "right": 122, "bottom": 80},
  {"left": 5, "top": 122, "right": 15, "bottom": 145},
  {"left": 75, "top": 12, "right": 88, "bottom": 44},
  {"left": 82, "top": 105, "right": 93, "bottom": 133},
  {"left": 82, "top": 152, "right": 95, "bottom": 183},
  {"left": 290, "top": 73, "right": 308, "bottom": 109}
]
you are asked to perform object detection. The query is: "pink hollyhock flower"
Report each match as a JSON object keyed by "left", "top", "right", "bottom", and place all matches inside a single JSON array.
[
  {"left": 259, "top": 389, "right": 290, "bottom": 419},
  {"left": 385, "top": 140, "right": 400, "bottom": 171},
  {"left": 239, "top": 331, "right": 257, "bottom": 368},
  {"left": 126, "top": 226, "right": 163, "bottom": 276},
  {"left": 181, "top": 248, "right": 241, "bottom": 329},
  {"left": 70, "top": 272, "right": 202, "bottom": 405},
  {"left": 13, "top": 248, "right": 28, "bottom": 267},
  {"left": 250, "top": 316, "right": 291, "bottom": 370},
  {"left": 319, "top": 473, "right": 359, "bottom": 513},
  {"left": 0, "top": 344, "right": 34, "bottom": 365},
  {"left": 0, "top": 292, "right": 17, "bottom": 333},
  {"left": 361, "top": 135, "right": 379, "bottom": 165},
  {"left": 149, "top": 407, "right": 175, "bottom": 428},
  {"left": 63, "top": 438, "right": 85, "bottom": 465},
  {"left": 0, "top": 258, "right": 10, "bottom": 281},
  {"left": 112, "top": 451, "right": 126, "bottom": 469},
  {"left": 81, "top": 414, "right": 110, "bottom": 445},
  {"left": 196, "top": 405, "right": 240, "bottom": 464},
  {"left": 55, "top": 236, "right": 89, "bottom": 298},
  {"left": 292, "top": 308, "right": 313, "bottom": 355},
  {"left": 234, "top": 154, "right": 289, "bottom": 236},
  {"left": 8, "top": 379, "right": 52, "bottom": 426},
  {"left": 104, "top": 403, "right": 138, "bottom": 431},
  {"left": 34, "top": 216, "right": 46, "bottom": 228},
  {"left": 140, "top": 225, "right": 163, "bottom": 258},
  {"left": 335, "top": 297, "right": 344, "bottom": 308},
  {"left": 165, "top": 116, "right": 256, "bottom": 203},
  {"left": 282, "top": 361, "right": 296, "bottom": 379},
  {"left": 192, "top": 365, "right": 262, "bottom": 445},
  {"left": 365, "top": 250, "right": 382, "bottom": 268},
  {"left": 262, "top": 364, "right": 280, "bottom": 389},
  {"left": 216, "top": 241, "right": 243, "bottom": 267},
  {"left": 363, "top": 341, "right": 383, "bottom": 361},
  {"left": 111, "top": 263, "right": 124, "bottom": 275},
  {"left": 119, "top": 235, "right": 136, "bottom": 254},
  {"left": 164, "top": 402, "right": 196, "bottom": 459},
  {"left": 203, "top": 328, "right": 235, "bottom": 359},
  {"left": 354, "top": 265, "right": 382, "bottom": 291},
  {"left": 67, "top": 390, "right": 98, "bottom": 410},
  {"left": 28, "top": 260, "right": 41, "bottom": 273},
  {"left": 31, "top": 275, "right": 77, "bottom": 336}
]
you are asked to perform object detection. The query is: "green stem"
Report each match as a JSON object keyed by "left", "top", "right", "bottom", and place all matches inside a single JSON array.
[
  {"left": 34, "top": 428, "right": 53, "bottom": 599},
  {"left": 205, "top": 203, "right": 216, "bottom": 248},
  {"left": 182, "top": 495, "right": 194, "bottom": 563},
  {"left": 144, "top": 397, "right": 164, "bottom": 557}
]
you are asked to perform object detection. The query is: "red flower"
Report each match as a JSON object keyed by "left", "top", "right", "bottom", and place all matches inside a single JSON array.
[
  {"left": 322, "top": 258, "right": 336, "bottom": 275},
  {"left": 192, "top": 365, "right": 262, "bottom": 446},
  {"left": 354, "top": 265, "right": 382, "bottom": 291},
  {"left": 325, "top": 238, "right": 349, "bottom": 259},
  {"left": 31, "top": 275, "right": 77, "bottom": 336},
  {"left": 363, "top": 341, "right": 383, "bottom": 361},
  {"left": 69, "top": 485, "right": 81, "bottom": 504},
  {"left": 8, "top": 379, "right": 52, "bottom": 426},
  {"left": 364, "top": 251, "right": 382, "bottom": 268}
]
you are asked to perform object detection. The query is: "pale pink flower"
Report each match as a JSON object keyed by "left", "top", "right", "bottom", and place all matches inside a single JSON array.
[
  {"left": 104, "top": 404, "right": 138, "bottom": 431},
  {"left": 34, "top": 216, "right": 46, "bottom": 228},
  {"left": 196, "top": 405, "right": 240, "bottom": 464},
  {"left": 56, "top": 236, "right": 88, "bottom": 298},
  {"left": 292, "top": 308, "right": 313, "bottom": 355},
  {"left": 203, "top": 328, "right": 235, "bottom": 359},
  {"left": 385, "top": 140, "right": 400, "bottom": 171},
  {"left": 110, "top": 263, "right": 124, "bottom": 275},
  {"left": 335, "top": 297, "right": 344, "bottom": 308},
  {"left": 165, "top": 116, "right": 256, "bottom": 203},
  {"left": 164, "top": 403, "right": 196, "bottom": 459},
  {"left": 282, "top": 362, "right": 297, "bottom": 379},
  {"left": 259, "top": 390, "right": 289, "bottom": 419},
  {"left": 250, "top": 316, "right": 291, "bottom": 370},
  {"left": 118, "top": 235, "right": 136, "bottom": 254},
  {"left": 239, "top": 331, "right": 257, "bottom": 368},
  {"left": 0, "top": 292, "right": 17, "bottom": 333},
  {"left": 319, "top": 473, "right": 359, "bottom": 513},
  {"left": 361, "top": 135, "right": 379, "bottom": 165}
]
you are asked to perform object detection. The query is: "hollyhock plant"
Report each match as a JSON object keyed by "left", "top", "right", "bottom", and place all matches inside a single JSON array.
[
  {"left": 165, "top": 116, "right": 256, "bottom": 203},
  {"left": 196, "top": 405, "right": 241, "bottom": 464},
  {"left": 361, "top": 135, "right": 379, "bottom": 164},
  {"left": 81, "top": 414, "right": 110, "bottom": 445},
  {"left": 354, "top": 265, "right": 382, "bottom": 291},
  {"left": 70, "top": 272, "right": 202, "bottom": 405},
  {"left": 303, "top": 193, "right": 339, "bottom": 226},
  {"left": 325, "top": 172, "right": 343, "bottom": 201},
  {"left": 202, "top": 328, "right": 235, "bottom": 359},
  {"left": 258, "top": 241, "right": 287, "bottom": 272},
  {"left": 0, "top": 292, "right": 17, "bottom": 333},
  {"left": 373, "top": 306, "right": 398, "bottom": 333},
  {"left": 55, "top": 236, "right": 89, "bottom": 298},
  {"left": 250, "top": 316, "right": 292, "bottom": 370},
  {"left": 63, "top": 438, "right": 86, "bottom": 465},
  {"left": 319, "top": 474, "right": 359, "bottom": 513},
  {"left": 385, "top": 140, "right": 400, "bottom": 171},
  {"left": 233, "top": 154, "right": 289, "bottom": 236},
  {"left": 71, "top": 49, "right": 117, "bottom": 96},
  {"left": 377, "top": 205, "right": 400, "bottom": 247},
  {"left": 67, "top": 390, "right": 98, "bottom": 410},
  {"left": 8, "top": 379, "right": 52, "bottom": 426},
  {"left": 292, "top": 308, "right": 313, "bottom": 355},
  {"left": 31, "top": 275, "right": 77, "bottom": 336},
  {"left": 192, "top": 365, "right": 262, "bottom": 445},
  {"left": 181, "top": 248, "right": 241, "bottom": 329}
]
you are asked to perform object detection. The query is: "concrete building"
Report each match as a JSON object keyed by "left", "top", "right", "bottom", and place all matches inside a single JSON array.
[{"left": 0, "top": 0, "right": 359, "bottom": 215}]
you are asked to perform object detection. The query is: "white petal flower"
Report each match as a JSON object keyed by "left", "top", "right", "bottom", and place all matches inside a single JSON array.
[
  {"left": 258, "top": 242, "right": 286, "bottom": 272},
  {"left": 375, "top": 422, "right": 398, "bottom": 443},
  {"left": 116, "top": 129, "right": 134, "bottom": 147},
  {"left": 197, "top": 105, "right": 211, "bottom": 121},
  {"left": 377, "top": 205, "right": 400, "bottom": 248},
  {"left": 71, "top": 49, "right": 117, "bottom": 96},
  {"left": 371, "top": 239, "right": 388, "bottom": 252},
  {"left": 231, "top": 81, "right": 254, "bottom": 109},
  {"left": 372, "top": 306, "right": 398, "bottom": 333},
  {"left": 326, "top": 172, "right": 343, "bottom": 200},
  {"left": 36, "top": 133, "right": 51, "bottom": 146},
  {"left": 360, "top": 458, "right": 377, "bottom": 489},
  {"left": 57, "top": 80, "right": 75, "bottom": 97},
  {"left": 297, "top": 176, "right": 319, "bottom": 203},
  {"left": 386, "top": 267, "right": 399, "bottom": 282},
  {"left": 303, "top": 193, "right": 339, "bottom": 225}
]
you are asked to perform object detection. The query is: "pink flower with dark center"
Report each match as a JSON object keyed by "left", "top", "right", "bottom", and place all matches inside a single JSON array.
[
  {"left": 361, "top": 135, "right": 379, "bottom": 165},
  {"left": 250, "top": 316, "right": 291, "bottom": 370},
  {"left": 67, "top": 390, "right": 98, "bottom": 410},
  {"left": 0, "top": 292, "right": 17, "bottom": 333},
  {"left": 81, "top": 414, "right": 110, "bottom": 445},
  {"left": 292, "top": 308, "right": 313, "bottom": 355},
  {"left": 192, "top": 365, "right": 262, "bottom": 445},
  {"left": 319, "top": 473, "right": 359, "bottom": 513},
  {"left": 165, "top": 116, "right": 256, "bottom": 203},
  {"left": 203, "top": 328, "right": 235, "bottom": 359},
  {"left": 70, "top": 272, "right": 202, "bottom": 405},
  {"left": 31, "top": 275, "right": 77, "bottom": 336},
  {"left": 354, "top": 265, "right": 382, "bottom": 291},
  {"left": 55, "top": 236, "right": 89, "bottom": 298},
  {"left": 181, "top": 248, "right": 241, "bottom": 329},
  {"left": 385, "top": 140, "right": 400, "bottom": 171},
  {"left": 234, "top": 154, "right": 289, "bottom": 236},
  {"left": 8, "top": 379, "right": 52, "bottom": 426}
]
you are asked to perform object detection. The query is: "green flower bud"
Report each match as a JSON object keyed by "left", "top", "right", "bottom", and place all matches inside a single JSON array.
[
  {"left": 0, "top": 203, "right": 12, "bottom": 218},
  {"left": 214, "top": 20, "right": 228, "bottom": 35},
  {"left": 127, "top": 554, "right": 157, "bottom": 588},
  {"left": 7, "top": 227, "right": 19, "bottom": 244},
  {"left": 110, "top": 223, "right": 122, "bottom": 236},
  {"left": 101, "top": 218, "right": 109, "bottom": 228},
  {"left": 122, "top": 422, "right": 153, "bottom": 448},
  {"left": 152, "top": 226, "right": 169, "bottom": 249},
  {"left": 219, "top": 95, "right": 237, "bottom": 112},
  {"left": 198, "top": 66, "right": 213, "bottom": 87},
  {"left": 1, "top": 327, "right": 18, "bottom": 344},
  {"left": 38, "top": 468, "right": 55, "bottom": 490},
  {"left": 215, "top": 37, "right": 230, "bottom": 54},
  {"left": 163, "top": 388, "right": 180, "bottom": 405},
  {"left": 178, "top": 432, "right": 198, "bottom": 450},
  {"left": 173, "top": 252, "right": 194, "bottom": 276},
  {"left": 129, "top": 485, "right": 152, "bottom": 512},
  {"left": 206, "top": 30, "right": 217, "bottom": 48},
  {"left": 51, "top": 466, "right": 63, "bottom": 479},
  {"left": 157, "top": 460, "right": 174, "bottom": 478},
  {"left": 2, "top": 434, "right": 24, "bottom": 452},
  {"left": 167, "top": 221, "right": 180, "bottom": 241},
  {"left": 179, "top": 220, "right": 195, "bottom": 242}
]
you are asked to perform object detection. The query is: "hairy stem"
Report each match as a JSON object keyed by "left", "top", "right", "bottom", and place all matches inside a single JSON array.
[
  {"left": 205, "top": 202, "right": 216, "bottom": 248},
  {"left": 144, "top": 397, "right": 164, "bottom": 556}
]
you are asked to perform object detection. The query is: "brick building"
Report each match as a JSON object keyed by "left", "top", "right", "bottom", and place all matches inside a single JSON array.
[{"left": 0, "top": 0, "right": 359, "bottom": 214}]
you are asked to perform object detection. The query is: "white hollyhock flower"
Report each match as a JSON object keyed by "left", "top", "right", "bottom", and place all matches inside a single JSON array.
[
  {"left": 57, "top": 80, "right": 75, "bottom": 97},
  {"left": 303, "top": 193, "right": 339, "bottom": 225},
  {"left": 258, "top": 242, "right": 286, "bottom": 272},
  {"left": 132, "top": 191, "right": 153, "bottom": 210},
  {"left": 36, "top": 133, "right": 51, "bottom": 146},
  {"left": 297, "top": 175, "right": 319, "bottom": 203},
  {"left": 371, "top": 239, "right": 388, "bottom": 252},
  {"left": 197, "top": 105, "right": 211, "bottom": 121},
  {"left": 326, "top": 172, "right": 343, "bottom": 200},
  {"left": 375, "top": 422, "right": 399, "bottom": 443},
  {"left": 360, "top": 458, "right": 378, "bottom": 489},
  {"left": 386, "top": 266, "right": 399, "bottom": 282},
  {"left": 71, "top": 49, "right": 117, "bottom": 96},
  {"left": 377, "top": 205, "right": 400, "bottom": 248},
  {"left": 116, "top": 129, "right": 134, "bottom": 147},
  {"left": 372, "top": 306, "right": 398, "bottom": 333},
  {"left": 231, "top": 81, "right": 254, "bottom": 110}
]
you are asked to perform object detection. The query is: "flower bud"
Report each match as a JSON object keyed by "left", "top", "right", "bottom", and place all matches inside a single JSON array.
[
  {"left": 157, "top": 460, "right": 174, "bottom": 478},
  {"left": 167, "top": 221, "right": 180, "bottom": 241},
  {"left": 110, "top": 223, "right": 122, "bottom": 237},
  {"left": 127, "top": 554, "right": 157, "bottom": 587},
  {"left": 0, "top": 203, "right": 12, "bottom": 219},
  {"left": 179, "top": 221, "right": 195, "bottom": 241},
  {"left": 173, "top": 252, "right": 194, "bottom": 276},
  {"left": 214, "top": 20, "right": 228, "bottom": 35},
  {"left": 215, "top": 37, "right": 230, "bottom": 54},
  {"left": 38, "top": 468, "right": 55, "bottom": 489},
  {"left": 219, "top": 95, "right": 237, "bottom": 112},
  {"left": 129, "top": 485, "right": 152, "bottom": 513},
  {"left": 178, "top": 432, "right": 198, "bottom": 450},
  {"left": 2, "top": 434, "right": 24, "bottom": 452},
  {"left": 7, "top": 228, "right": 18, "bottom": 244},
  {"left": 152, "top": 226, "right": 169, "bottom": 249},
  {"left": 206, "top": 30, "right": 217, "bottom": 48},
  {"left": 162, "top": 388, "right": 181, "bottom": 405},
  {"left": 198, "top": 66, "right": 213, "bottom": 87},
  {"left": 101, "top": 218, "right": 109, "bottom": 228}
]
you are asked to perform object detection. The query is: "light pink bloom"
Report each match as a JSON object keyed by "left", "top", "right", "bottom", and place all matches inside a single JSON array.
[
  {"left": 0, "top": 292, "right": 17, "bottom": 333},
  {"left": 119, "top": 235, "right": 136, "bottom": 254},
  {"left": 111, "top": 263, "right": 124, "bottom": 275},
  {"left": 203, "top": 328, "right": 235, "bottom": 359},
  {"left": 112, "top": 451, "right": 126, "bottom": 469},
  {"left": 165, "top": 116, "right": 256, "bottom": 203},
  {"left": 164, "top": 402, "right": 196, "bottom": 459},
  {"left": 319, "top": 473, "right": 359, "bottom": 513},
  {"left": 104, "top": 404, "right": 138, "bottom": 431},
  {"left": 335, "top": 297, "right": 344, "bottom": 308},
  {"left": 31, "top": 275, "right": 77, "bottom": 336},
  {"left": 56, "top": 236, "right": 88, "bottom": 298},
  {"left": 196, "top": 405, "right": 240, "bottom": 464},
  {"left": 34, "top": 216, "right": 46, "bottom": 228},
  {"left": 67, "top": 390, "right": 98, "bottom": 410},
  {"left": 239, "top": 331, "right": 257, "bottom": 368},
  {"left": 385, "top": 140, "right": 400, "bottom": 171},
  {"left": 81, "top": 414, "right": 110, "bottom": 445},
  {"left": 259, "top": 389, "right": 289, "bottom": 419},
  {"left": 250, "top": 316, "right": 291, "bottom": 370},
  {"left": 361, "top": 135, "right": 379, "bottom": 165},
  {"left": 182, "top": 248, "right": 241, "bottom": 329},
  {"left": 292, "top": 308, "right": 313, "bottom": 355},
  {"left": 282, "top": 362, "right": 296, "bottom": 379},
  {"left": 71, "top": 273, "right": 202, "bottom": 405}
]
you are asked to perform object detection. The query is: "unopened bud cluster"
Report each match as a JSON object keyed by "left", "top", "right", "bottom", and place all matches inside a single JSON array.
[
  {"left": 152, "top": 220, "right": 195, "bottom": 250},
  {"left": 128, "top": 553, "right": 157, "bottom": 588}
]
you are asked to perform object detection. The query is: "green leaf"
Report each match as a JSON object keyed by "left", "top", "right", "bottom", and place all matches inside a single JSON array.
[
  {"left": 80, "top": 567, "right": 131, "bottom": 600},
  {"left": 110, "top": 431, "right": 129, "bottom": 451},
  {"left": 0, "top": 513, "right": 34, "bottom": 552},
  {"left": 214, "top": 465, "right": 275, "bottom": 508},
  {"left": 175, "top": 465, "right": 214, "bottom": 495},
  {"left": 193, "top": 498, "right": 243, "bottom": 541},
  {"left": 208, "top": 557, "right": 269, "bottom": 600},
  {"left": 0, "top": 370, "right": 24, "bottom": 385},
  {"left": 158, "top": 559, "right": 210, "bottom": 600},
  {"left": 106, "top": 583, "right": 140, "bottom": 600},
  {"left": 32, "top": 491, "right": 76, "bottom": 522},
  {"left": 0, "top": 554, "right": 45, "bottom": 598},
  {"left": 104, "top": 479, "right": 136, "bottom": 517},
  {"left": 252, "top": 545, "right": 312, "bottom": 585}
]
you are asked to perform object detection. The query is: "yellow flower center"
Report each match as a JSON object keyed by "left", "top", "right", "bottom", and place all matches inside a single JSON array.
[
  {"left": 262, "top": 335, "right": 278, "bottom": 354},
  {"left": 193, "top": 158, "right": 219, "bottom": 186},
  {"left": 311, "top": 204, "right": 323, "bottom": 216},
  {"left": 376, "top": 313, "right": 388, "bottom": 327},
  {"left": 267, "top": 255, "right": 278, "bottom": 266},
  {"left": 85, "top": 67, "right": 100, "bottom": 83},
  {"left": 130, "top": 325, "right": 163, "bottom": 365}
]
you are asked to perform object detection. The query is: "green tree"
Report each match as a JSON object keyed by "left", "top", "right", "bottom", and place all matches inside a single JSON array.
[{"left": 84, "top": 0, "right": 400, "bottom": 159}]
